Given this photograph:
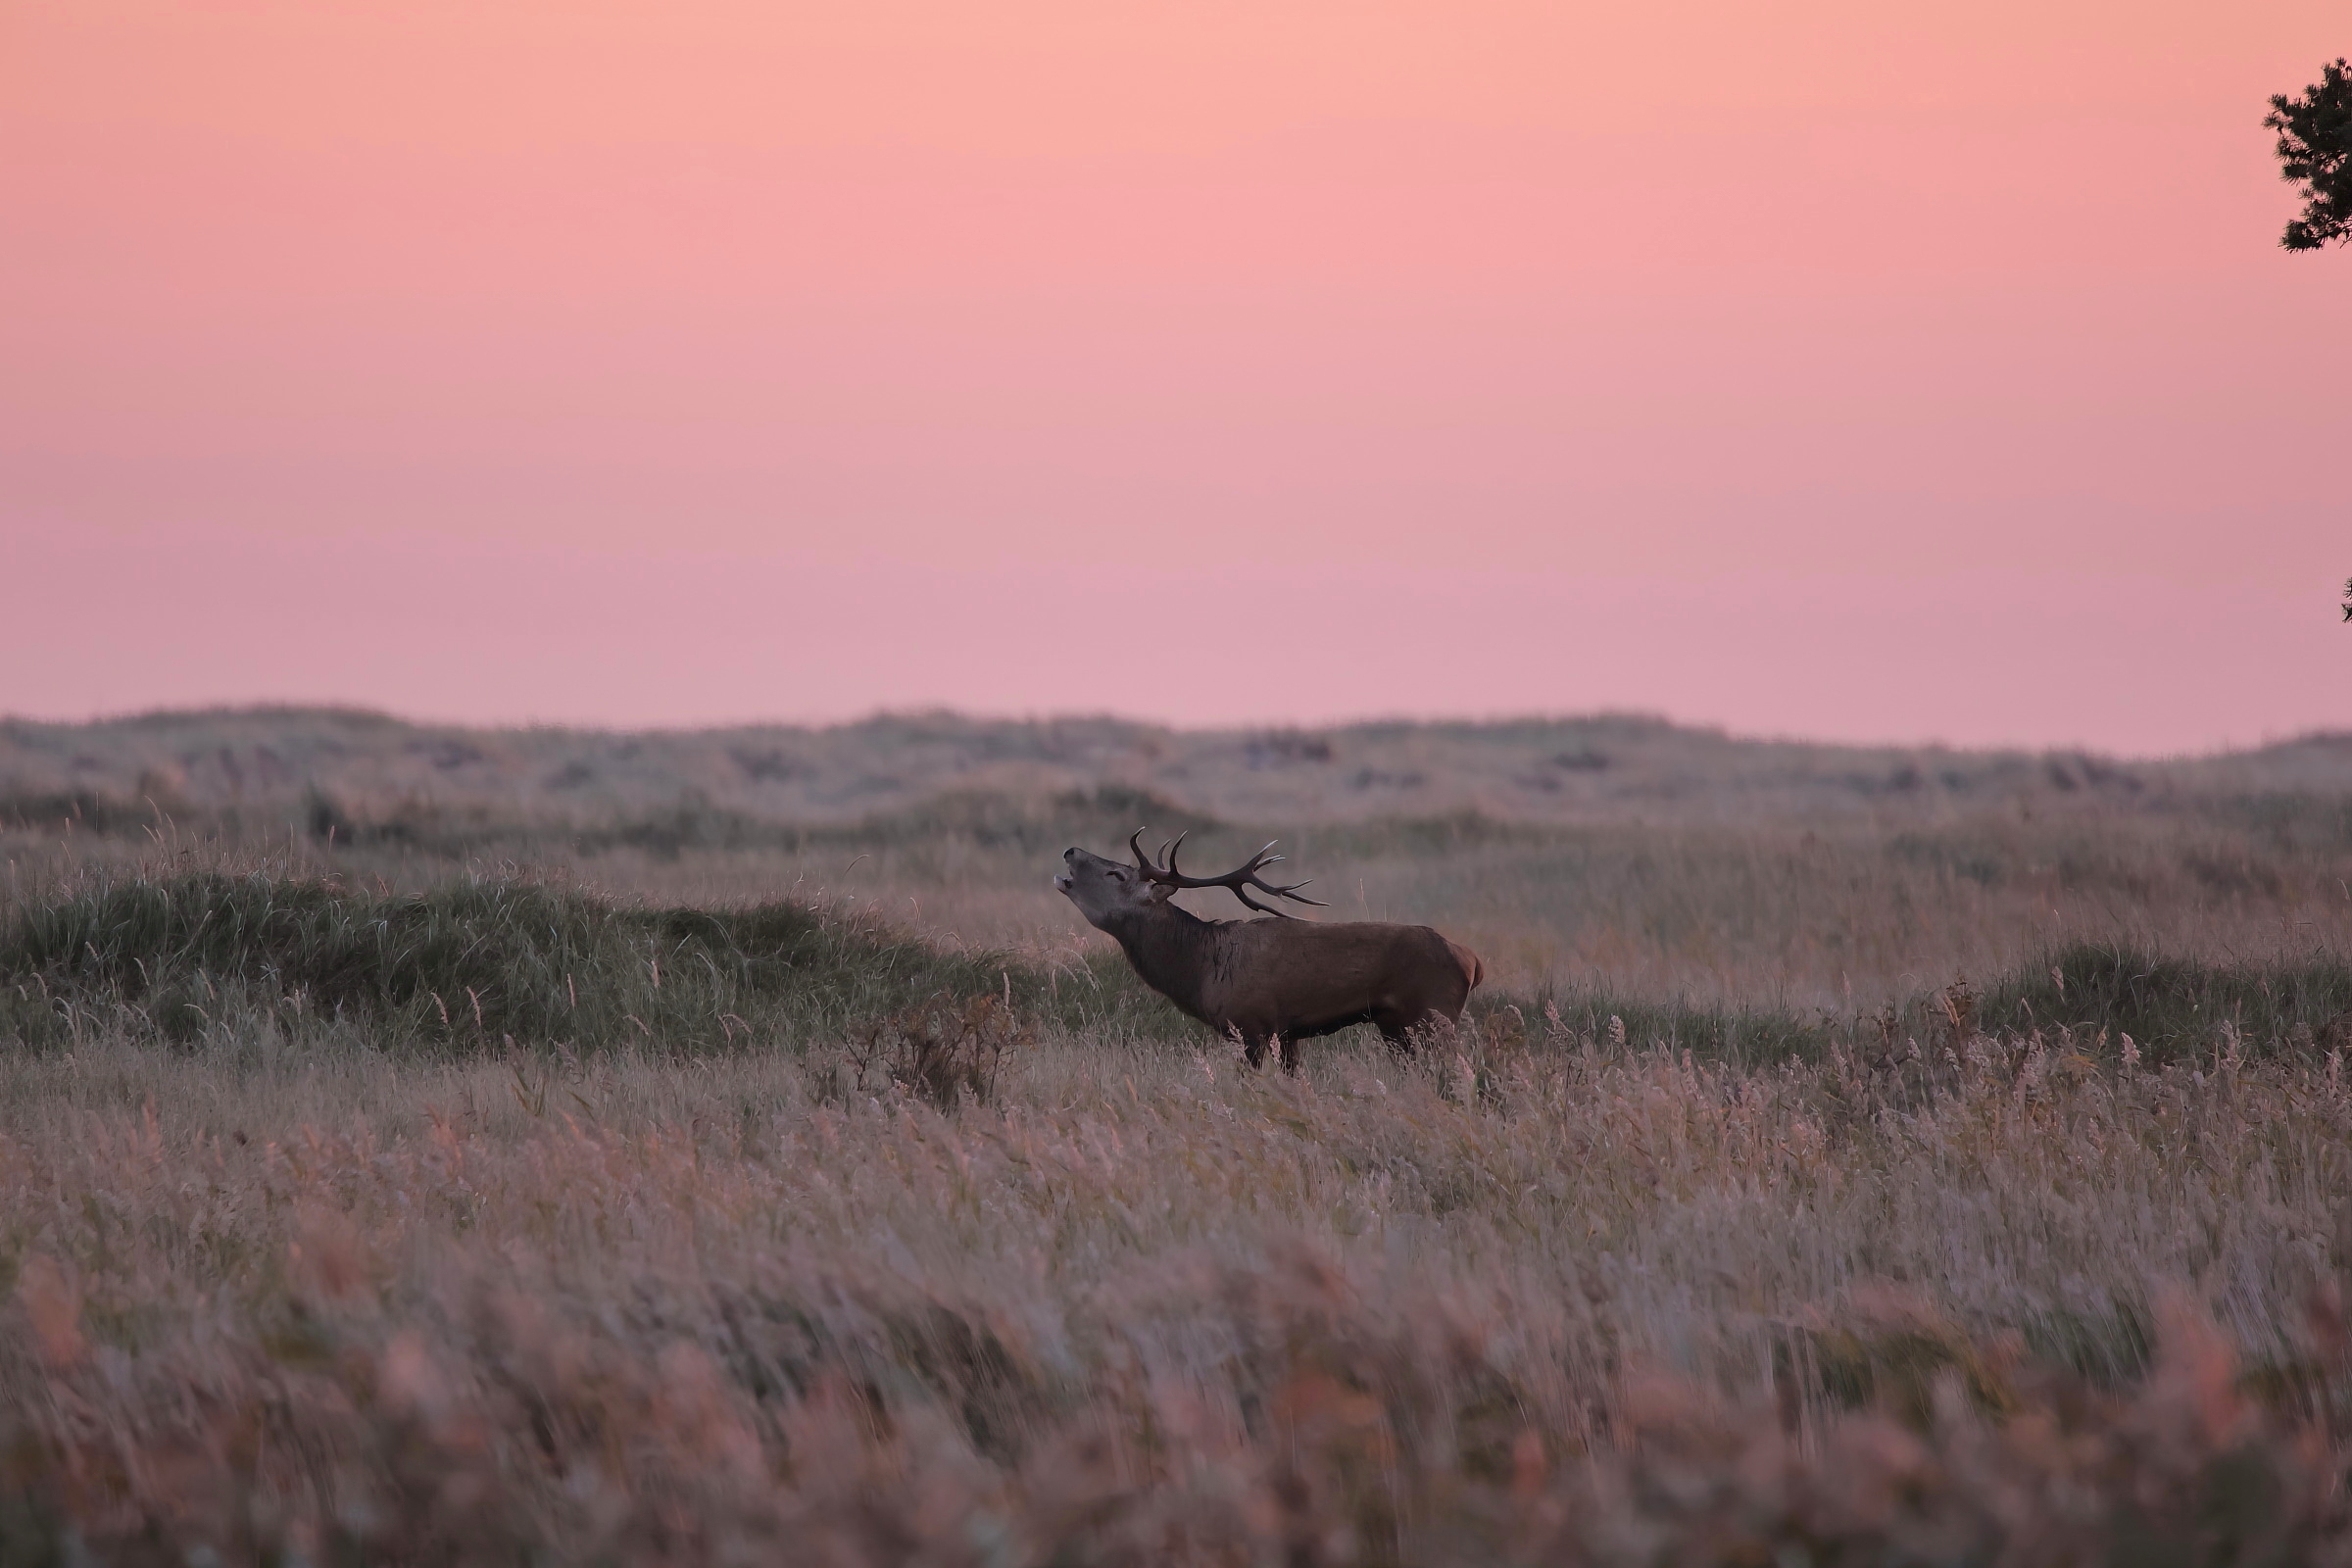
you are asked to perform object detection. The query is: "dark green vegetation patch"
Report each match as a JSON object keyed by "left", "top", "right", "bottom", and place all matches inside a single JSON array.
[
  {"left": 0, "top": 872, "right": 1174, "bottom": 1054},
  {"left": 1981, "top": 942, "right": 2352, "bottom": 1063},
  {"left": 5, "top": 874, "right": 2347, "bottom": 1068}
]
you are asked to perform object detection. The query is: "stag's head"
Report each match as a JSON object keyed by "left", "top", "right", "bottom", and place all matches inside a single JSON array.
[
  {"left": 1054, "top": 830, "right": 1328, "bottom": 929},
  {"left": 1053, "top": 845, "right": 1171, "bottom": 927}
]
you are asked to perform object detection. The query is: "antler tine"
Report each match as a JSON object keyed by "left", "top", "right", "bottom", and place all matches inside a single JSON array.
[
  {"left": 1237, "top": 880, "right": 1327, "bottom": 915},
  {"left": 1160, "top": 830, "right": 1190, "bottom": 878},
  {"left": 1260, "top": 878, "right": 1329, "bottom": 907},
  {"left": 1237, "top": 840, "right": 1324, "bottom": 906},
  {"left": 1129, "top": 827, "right": 1161, "bottom": 873}
]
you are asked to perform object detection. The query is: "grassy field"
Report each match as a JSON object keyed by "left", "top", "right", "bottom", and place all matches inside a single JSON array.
[{"left": 6, "top": 709, "right": 2352, "bottom": 1562}]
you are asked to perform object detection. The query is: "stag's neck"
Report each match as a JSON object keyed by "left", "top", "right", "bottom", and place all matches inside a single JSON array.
[{"left": 1102, "top": 903, "right": 1226, "bottom": 1020}]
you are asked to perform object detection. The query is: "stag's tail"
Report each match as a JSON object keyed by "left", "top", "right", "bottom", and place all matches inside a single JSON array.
[{"left": 1445, "top": 939, "right": 1486, "bottom": 992}]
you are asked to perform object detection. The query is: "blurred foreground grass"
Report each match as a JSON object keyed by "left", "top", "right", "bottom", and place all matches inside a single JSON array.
[{"left": 6, "top": 971, "right": 2352, "bottom": 1562}]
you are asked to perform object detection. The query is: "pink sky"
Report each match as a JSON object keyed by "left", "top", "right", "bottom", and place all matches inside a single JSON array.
[{"left": 3, "top": 0, "right": 2346, "bottom": 755}]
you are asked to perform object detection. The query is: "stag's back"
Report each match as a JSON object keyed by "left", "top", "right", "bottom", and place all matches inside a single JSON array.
[{"left": 1208, "top": 917, "right": 1480, "bottom": 1037}]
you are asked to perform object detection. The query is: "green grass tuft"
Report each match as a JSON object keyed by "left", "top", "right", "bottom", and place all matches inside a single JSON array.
[
  {"left": 0, "top": 871, "right": 1183, "bottom": 1054},
  {"left": 1981, "top": 942, "right": 2352, "bottom": 1062}
]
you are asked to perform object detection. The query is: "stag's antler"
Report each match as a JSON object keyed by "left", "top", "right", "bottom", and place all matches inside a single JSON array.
[{"left": 1128, "top": 827, "right": 1328, "bottom": 918}]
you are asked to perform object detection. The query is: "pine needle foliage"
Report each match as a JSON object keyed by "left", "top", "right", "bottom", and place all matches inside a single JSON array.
[{"left": 2269, "top": 58, "right": 2352, "bottom": 250}]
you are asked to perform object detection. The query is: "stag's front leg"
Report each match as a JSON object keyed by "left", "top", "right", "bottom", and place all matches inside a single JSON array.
[{"left": 1278, "top": 1035, "right": 1301, "bottom": 1074}]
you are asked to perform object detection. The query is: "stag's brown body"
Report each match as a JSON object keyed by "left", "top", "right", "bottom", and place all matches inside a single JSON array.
[{"left": 1055, "top": 835, "right": 1484, "bottom": 1071}]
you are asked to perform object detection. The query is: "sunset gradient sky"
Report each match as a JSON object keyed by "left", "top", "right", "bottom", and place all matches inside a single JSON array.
[{"left": 3, "top": 0, "right": 2346, "bottom": 753}]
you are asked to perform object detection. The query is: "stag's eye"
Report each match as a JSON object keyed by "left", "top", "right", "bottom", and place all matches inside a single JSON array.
[{"left": 1107, "top": 870, "right": 1126, "bottom": 882}]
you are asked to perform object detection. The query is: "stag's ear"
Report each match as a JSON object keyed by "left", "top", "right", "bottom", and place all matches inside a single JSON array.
[{"left": 1144, "top": 878, "right": 1179, "bottom": 904}]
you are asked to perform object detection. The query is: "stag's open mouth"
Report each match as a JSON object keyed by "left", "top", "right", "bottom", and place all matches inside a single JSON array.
[{"left": 1053, "top": 873, "right": 1073, "bottom": 894}]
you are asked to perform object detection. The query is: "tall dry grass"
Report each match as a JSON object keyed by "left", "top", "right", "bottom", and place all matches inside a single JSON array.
[
  {"left": 12, "top": 787, "right": 2352, "bottom": 1018},
  {"left": 7, "top": 1008, "right": 2352, "bottom": 1561},
  {"left": 7, "top": 710, "right": 2352, "bottom": 1559},
  {"left": 10, "top": 709, "right": 2352, "bottom": 1010}
]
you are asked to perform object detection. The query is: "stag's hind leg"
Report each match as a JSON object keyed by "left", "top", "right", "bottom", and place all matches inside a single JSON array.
[{"left": 1375, "top": 1005, "right": 1458, "bottom": 1057}]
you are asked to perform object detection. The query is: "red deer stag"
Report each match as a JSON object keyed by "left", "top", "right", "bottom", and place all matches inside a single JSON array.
[{"left": 1054, "top": 831, "right": 1485, "bottom": 1071}]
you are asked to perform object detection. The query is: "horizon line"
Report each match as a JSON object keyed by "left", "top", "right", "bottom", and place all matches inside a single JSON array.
[{"left": 6, "top": 700, "right": 2345, "bottom": 766}]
